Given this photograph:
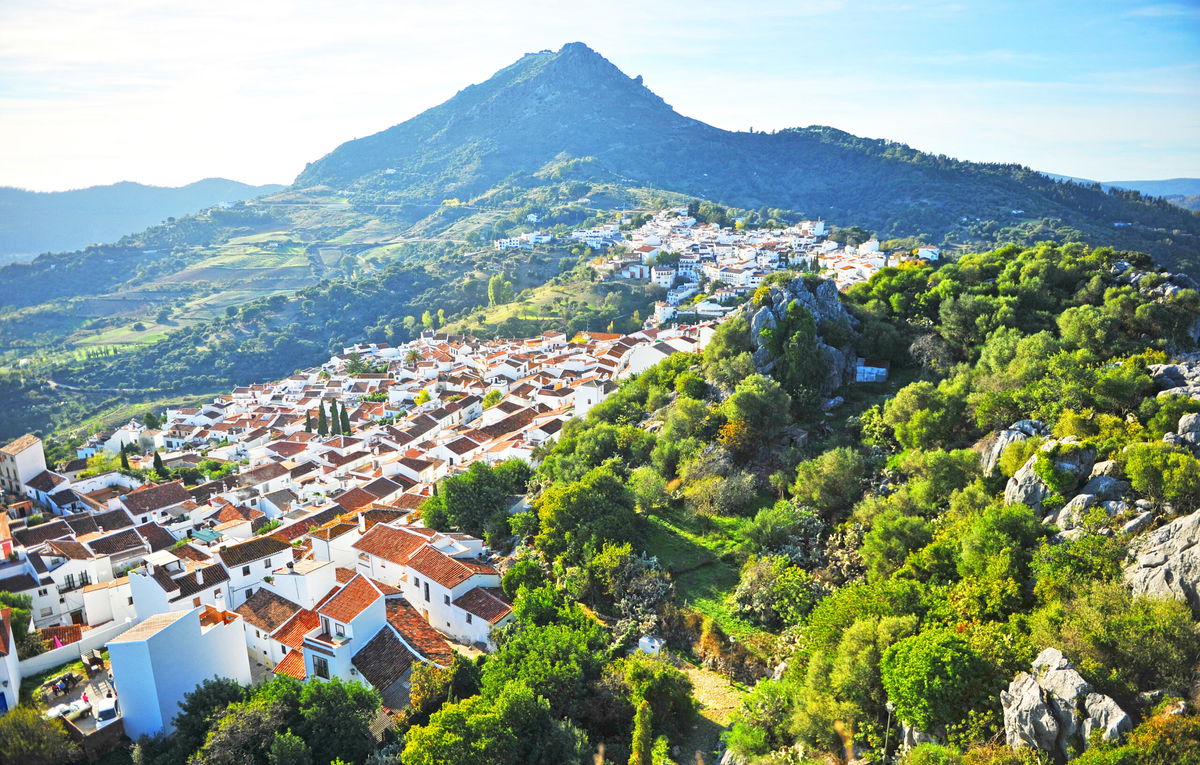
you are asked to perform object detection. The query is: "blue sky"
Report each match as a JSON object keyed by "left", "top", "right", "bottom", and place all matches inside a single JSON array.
[{"left": 1, "top": 0, "right": 1196, "bottom": 190}]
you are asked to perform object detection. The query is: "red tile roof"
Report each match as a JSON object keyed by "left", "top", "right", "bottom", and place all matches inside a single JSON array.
[
  {"left": 274, "top": 649, "right": 306, "bottom": 679},
  {"left": 318, "top": 574, "right": 381, "bottom": 624},
  {"left": 352, "top": 524, "right": 425, "bottom": 566},
  {"left": 406, "top": 546, "right": 496, "bottom": 589},
  {"left": 271, "top": 609, "right": 319, "bottom": 649},
  {"left": 453, "top": 586, "right": 513, "bottom": 624},
  {"left": 235, "top": 588, "right": 302, "bottom": 633},
  {"left": 385, "top": 598, "right": 454, "bottom": 666},
  {"left": 351, "top": 626, "right": 416, "bottom": 692}
]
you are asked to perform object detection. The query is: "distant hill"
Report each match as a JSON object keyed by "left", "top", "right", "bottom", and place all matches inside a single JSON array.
[
  {"left": 1041, "top": 173, "right": 1200, "bottom": 211},
  {"left": 298, "top": 42, "right": 1199, "bottom": 272},
  {"left": 0, "top": 178, "right": 284, "bottom": 263}
]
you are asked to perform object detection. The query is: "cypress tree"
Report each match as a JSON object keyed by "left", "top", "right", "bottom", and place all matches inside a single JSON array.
[
  {"left": 331, "top": 402, "right": 342, "bottom": 435},
  {"left": 305, "top": 412, "right": 313, "bottom": 433},
  {"left": 317, "top": 403, "right": 328, "bottom": 435},
  {"left": 340, "top": 403, "right": 351, "bottom": 435},
  {"left": 628, "top": 699, "right": 652, "bottom": 765},
  {"left": 152, "top": 451, "right": 166, "bottom": 478},
  {"left": 119, "top": 450, "right": 130, "bottom": 471}
]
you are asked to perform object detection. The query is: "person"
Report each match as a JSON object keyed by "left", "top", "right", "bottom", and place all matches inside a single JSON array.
[{"left": 82, "top": 692, "right": 89, "bottom": 704}]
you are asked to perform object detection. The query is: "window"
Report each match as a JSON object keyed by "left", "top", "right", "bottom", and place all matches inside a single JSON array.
[
  {"left": 335, "top": 623, "right": 345, "bottom": 637},
  {"left": 127, "top": 597, "right": 134, "bottom": 605},
  {"left": 413, "top": 576, "right": 420, "bottom": 588},
  {"left": 443, "top": 594, "right": 450, "bottom": 605},
  {"left": 313, "top": 656, "right": 330, "bottom": 680},
  {"left": 263, "top": 559, "right": 271, "bottom": 569},
  {"left": 40, "top": 608, "right": 52, "bottom": 617},
  {"left": 255, "top": 629, "right": 261, "bottom": 638},
  {"left": 246, "top": 587, "right": 254, "bottom": 598},
  {"left": 193, "top": 597, "right": 201, "bottom": 607},
  {"left": 424, "top": 582, "right": 430, "bottom": 602},
  {"left": 37, "top": 588, "right": 47, "bottom": 597},
  {"left": 242, "top": 566, "right": 250, "bottom": 576},
  {"left": 466, "top": 613, "right": 472, "bottom": 624},
  {"left": 322, "top": 617, "right": 330, "bottom": 634}
]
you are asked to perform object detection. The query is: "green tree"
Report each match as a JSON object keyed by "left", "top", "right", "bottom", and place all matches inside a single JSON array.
[
  {"left": 267, "top": 730, "right": 312, "bottom": 765},
  {"left": 296, "top": 677, "right": 381, "bottom": 765},
  {"left": 152, "top": 451, "right": 167, "bottom": 478},
  {"left": 120, "top": 449, "right": 130, "bottom": 470},
  {"left": 339, "top": 403, "right": 351, "bottom": 434},
  {"left": 422, "top": 310, "right": 434, "bottom": 330},
  {"left": 629, "top": 699, "right": 653, "bottom": 765},
  {"left": 792, "top": 446, "right": 866, "bottom": 516},
  {"left": 722, "top": 373, "right": 792, "bottom": 441},
  {"left": 535, "top": 466, "right": 637, "bottom": 564},
  {"left": 317, "top": 403, "right": 328, "bottom": 436},
  {"left": 0, "top": 707, "right": 81, "bottom": 765},
  {"left": 880, "top": 630, "right": 989, "bottom": 732},
  {"left": 171, "top": 677, "right": 248, "bottom": 756},
  {"left": 484, "top": 389, "right": 503, "bottom": 408}
]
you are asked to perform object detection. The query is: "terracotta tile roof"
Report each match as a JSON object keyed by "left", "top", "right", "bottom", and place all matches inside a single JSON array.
[
  {"left": 352, "top": 524, "right": 425, "bottom": 566},
  {"left": 334, "top": 487, "right": 377, "bottom": 512},
  {"left": 274, "top": 649, "right": 306, "bottom": 679},
  {"left": 169, "top": 564, "right": 230, "bottom": 602},
  {"left": 236, "top": 588, "right": 302, "bottom": 633},
  {"left": 40, "top": 624, "right": 83, "bottom": 647},
  {"left": 385, "top": 598, "right": 454, "bottom": 666},
  {"left": 239, "top": 461, "right": 288, "bottom": 486},
  {"left": 271, "top": 505, "right": 343, "bottom": 542},
  {"left": 0, "top": 572, "right": 38, "bottom": 593},
  {"left": 406, "top": 546, "right": 496, "bottom": 589},
  {"left": 122, "top": 481, "right": 190, "bottom": 515},
  {"left": 136, "top": 523, "right": 176, "bottom": 552},
  {"left": 170, "top": 544, "right": 212, "bottom": 562},
  {"left": 361, "top": 508, "right": 406, "bottom": 531},
  {"left": 1, "top": 434, "right": 40, "bottom": 455},
  {"left": 351, "top": 626, "right": 415, "bottom": 692},
  {"left": 453, "top": 586, "right": 513, "bottom": 624},
  {"left": 217, "top": 536, "right": 291, "bottom": 566},
  {"left": 318, "top": 574, "right": 381, "bottom": 624},
  {"left": 271, "top": 608, "right": 319, "bottom": 649},
  {"left": 12, "top": 519, "right": 72, "bottom": 548},
  {"left": 86, "top": 529, "right": 146, "bottom": 556},
  {"left": 46, "top": 539, "right": 92, "bottom": 560},
  {"left": 334, "top": 567, "right": 399, "bottom": 596}
]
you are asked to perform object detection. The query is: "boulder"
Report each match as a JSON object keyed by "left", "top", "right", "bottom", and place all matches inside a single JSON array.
[
  {"left": 1125, "top": 508, "right": 1200, "bottom": 616},
  {"left": 1001, "top": 648, "right": 1131, "bottom": 761},
  {"left": 1077, "top": 475, "right": 1129, "bottom": 502},
  {"left": 981, "top": 420, "right": 1048, "bottom": 477},
  {"left": 1082, "top": 693, "right": 1132, "bottom": 745},
  {"left": 1089, "top": 460, "right": 1122, "bottom": 479},
  {"left": 1004, "top": 441, "right": 1096, "bottom": 513}
]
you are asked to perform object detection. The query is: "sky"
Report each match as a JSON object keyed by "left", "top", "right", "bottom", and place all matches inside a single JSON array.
[{"left": 1, "top": 0, "right": 1197, "bottom": 191}]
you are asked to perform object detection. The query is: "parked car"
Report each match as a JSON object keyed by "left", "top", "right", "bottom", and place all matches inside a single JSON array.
[
  {"left": 62, "top": 699, "right": 91, "bottom": 720},
  {"left": 94, "top": 697, "right": 120, "bottom": 730},
  {"left": 44, "top": 703, "right": 69, "bottom": 719}
]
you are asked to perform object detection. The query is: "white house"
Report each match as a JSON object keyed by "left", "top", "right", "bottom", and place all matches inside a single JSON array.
[
  {"left": 215, "top": 536, "right": 296, "bottom": 608},
  {"left": 0, "top": 434, "right": 46, "bottom": 498},
  {"left": 108, "top": 606, "right": 251, "bottom": 739},
  {"left": 0, "top": 607, "right": 21, "bottom": 714}
]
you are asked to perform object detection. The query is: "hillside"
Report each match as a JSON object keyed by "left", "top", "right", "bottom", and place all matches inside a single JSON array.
[
  {"left": 299, "top": 42, "right": 1200, "bottom": 273},
  {"left": 2, "top": 42, "right": 1199, "bottom": 443},
  {"left": 0, "top": 178, "right": 283, "bottom": 262}
]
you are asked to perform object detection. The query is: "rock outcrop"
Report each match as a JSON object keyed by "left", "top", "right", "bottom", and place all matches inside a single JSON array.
[
  {"left": 1001, "top": 648, "right": 1131, "bottom": 761},
  {"left": 1149, "top": 353, "right": 1200, "bottom": 400},
  {"left": 749, "top": 276, "right": 859, "bottom": 395},
  {"left": 1049, "top": 474, "right": 1132, "bottom": 531},
  {"left": 980, "top": 420, "right": 1048, "bottom": 477},
  {"left": 1003, "top": 439, "right": 1096, "bottom": 515},
  {"left": 1125, "top": 508, "right": 1200, "bottom": 616}
]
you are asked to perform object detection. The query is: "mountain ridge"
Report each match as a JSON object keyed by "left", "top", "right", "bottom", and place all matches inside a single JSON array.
[
  {"left": 292, "top": 43, "right": 1199, "bottom": 271},
  {"left": 0, "top": 177, "right": 284, "bottom": 262}
]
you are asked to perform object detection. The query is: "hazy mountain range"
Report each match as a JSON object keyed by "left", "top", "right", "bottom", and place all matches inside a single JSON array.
[
  {"left": 0, "top": 178, "right": 283, "bottom": 263},
  {"left": 1041, "top": 174, "right": 1200, "bottom": 211}
]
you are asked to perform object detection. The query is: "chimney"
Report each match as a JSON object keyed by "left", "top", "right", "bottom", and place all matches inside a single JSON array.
[
  {"left": 357, "top": 512, "right": 366, "bottom": 534},
  {"left": 195, "top": 569, "right": 204, "bottom": 585}
]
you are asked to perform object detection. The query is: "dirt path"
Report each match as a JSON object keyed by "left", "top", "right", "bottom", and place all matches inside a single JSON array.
[{"left": 676, "top": 663, "right": 748, "bottom": 765}]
